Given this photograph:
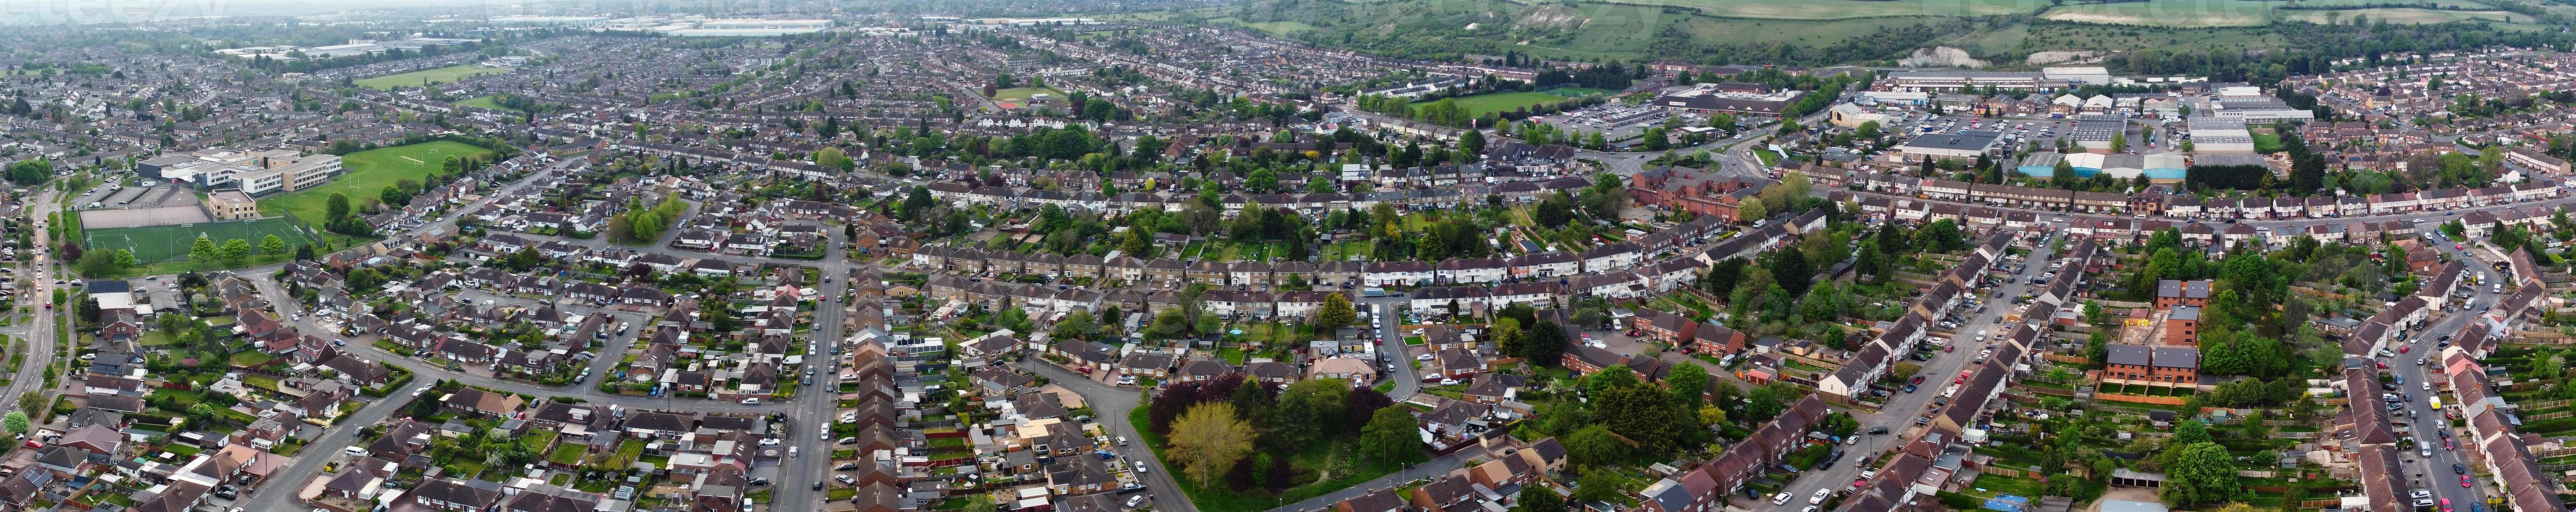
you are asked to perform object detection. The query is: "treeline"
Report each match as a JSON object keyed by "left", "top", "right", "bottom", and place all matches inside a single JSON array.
[
  {"left": 484, "top": 93, "right": 569, "bottom": 115},
  {"left": 605, "top": 196, "right": 690, "bottom": 245}
]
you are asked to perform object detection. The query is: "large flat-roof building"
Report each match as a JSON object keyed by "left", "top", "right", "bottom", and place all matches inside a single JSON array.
[
  {"left": 137, "top": 149, "right": 342, "bottom": 195},
  {"left": 1885, "top": 71, "right": 2070, "bottom": 91},
  {"left": 1650, "top": 84, "right": 1806, "bottom": 120},
  {"left": 1895, "top": 130, "right": 2003, "bottom": 162}
]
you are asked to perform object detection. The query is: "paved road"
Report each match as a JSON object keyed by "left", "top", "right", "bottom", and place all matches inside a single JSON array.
[
  {"left": 1364, "top": 300, "right": 1419, "bottom": 399},
  {"left": 1752, "top": 233, "right": 2059, "bottom": 511},
  {"left": 2, "top": 186, "right": 63, "bottom": 429},
  {"left": 232, "top": 378, "right": 432, "bottom": 512},
  {"left": 778, "top": 238, "right": 851, "bottom": 509},
  {"left": 2386, "top": 231, "right": 2505, "bottom": 510},
  {"left": 1019, "top": 358, "right": 1199, "bottom": 512}
]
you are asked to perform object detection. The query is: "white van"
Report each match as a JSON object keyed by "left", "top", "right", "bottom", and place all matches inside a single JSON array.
[
  {"left": 344, "top": 447, "right": 371, "bottom": 457},
  {"left": 1773, "top": 493, "right": 1795, "bottom": 505}
]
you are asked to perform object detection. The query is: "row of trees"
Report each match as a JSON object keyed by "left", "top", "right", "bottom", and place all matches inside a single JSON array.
[
  {"left": 185, "top": 234, "right": 292, "bottom": 267},
  {"left": 604, "top": 196, "right": 689, "bottom": 245}
]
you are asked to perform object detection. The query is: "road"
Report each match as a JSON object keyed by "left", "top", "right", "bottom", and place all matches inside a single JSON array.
[
  {"left": 1364, "top": 300, "right": 1419, "bottom": 399},
  {"left": 1753, "top": 232, "right": 2060, "bottom": 511},
  {"left": 778, "top": 237, "right": 852, "bottom": 509},
  {"left": 1019, "top": 358, "right": 1199, "bottom": 512},
  {"left": 2, "top": 186, "right": 63, "bottom": 429},
  {"left": 2385, "top": 231, "right": 2504, "bottom": 511},
  {"left": 232, "top": 378, "right": 432, "bottom": 512}
]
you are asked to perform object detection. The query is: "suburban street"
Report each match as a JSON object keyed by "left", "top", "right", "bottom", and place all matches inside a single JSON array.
[
  {"left": 1, "top": 186, "right": 63, "bottom": 430},
  {"left": 1754, "top": 233, "right": 2060, "bottom": 511},
  {"left": 2386, "top": 230, "right": 2507, "bottom": 511},
  {"left": 1019, "top": 358, "right": 1200, "bottom": 512}
]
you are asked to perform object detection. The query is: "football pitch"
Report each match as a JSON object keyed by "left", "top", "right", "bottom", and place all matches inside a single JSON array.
[{"left": 85, "top": 217, "right": 319, "bottom": 263}]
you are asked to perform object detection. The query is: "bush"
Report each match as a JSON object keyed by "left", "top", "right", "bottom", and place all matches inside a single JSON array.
[{"left": 1936, "top": 492, "right": 1983, "bottom": 511}]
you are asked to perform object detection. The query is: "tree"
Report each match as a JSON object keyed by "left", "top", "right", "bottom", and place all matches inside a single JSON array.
[
  {"left": 2160, "top": 442, "right": 2243, "bottom": 507},
  {"left": 1666, "top": 363, "right": 1708, "bottom": 409},
  {"left": 1526, "top": 321, "right": 1568, "bottom": 366},
  {"left": 1768, "top": 247, "right": 1815, "bottom": 297},
  {"left": 2052, "top": 157, "right": 2078, "bottom": 185},
  {"left": 1736, "top": 197, "right": 1767, "bottom": 223},
  {"left": 815, "top": 146, "right": 854, "bottom": 171},
  {"left": 221, "top": 238, "right": 252, "bottom": 263},
  {"left": 75, "top": 250, "right": 118, "bottom": 277},
  {"left": 0, "top": 411, "right": 25, "bottom": 434},
  {"left": 259, "top": 234, "right": 287, "bottom": 256},
  {"left": 1275, "top": 379, "right": 1351, "bottom": 443},
  {"left": 294, "top": 244, "right": 317, "bottom": 261},
  {"left": 1515, "top": 483, "right": 1565, "bottom": 512},
  {"left": 1317, "top": 292, "right": 1358, "bottom": 333},
  {"left": 326, "top": 193, "right": 352, "bottom": 220},
  {"left": 1565, "top": 424, "right": 1627, "bottom": 468},
  {"left": 1460, "top": 129, "right": 1487, "bottom": 156},
  {"left": 187, "top": 235, "right": 219, "bottom": 265},
  {"left": 1051, "top": 310, "right": 1096, "bottom": 341},
  {"left": 113, "top": 249, "right": 135, "bottom": 269},
  {"left": 1359, "top": 405, "right": 1423, "bottom": 464},
  {"left": 1576, "top": 470, "right": 1625, "bottom": 504},
  {"left": 1169, "top": 402, "right": 1257, "bottom": 485}
]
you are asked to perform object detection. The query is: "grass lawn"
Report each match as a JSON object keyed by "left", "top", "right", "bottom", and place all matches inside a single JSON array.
[
  {"left": 241, "top": 374, "right": 280, "bottom": 391},
  {"left": 259, "top": 141, "right": 494, "bottom": 231},
  {"left": 139, "top": 330, "right": 178, "bottom": 347},
  {"left": 2036, "top": 0, "right": 2277, "bottom": 26},
  {"left": 86, "top": 218, "right": 316, "bottom": 263},
  {"left": 547, "top": 443, "right": 588, "bottom": 466},
  {"left": 1966, "top": 474, "right": 2046, "bottom": 497},
  {"left": 1453, "top": 91, "right": 1588, "bottom": 119},
  {"left": 1127, "top": 408, "right": 1404, "bottom": 512},
  {"left": 611, "top": 439, "right": 645, "bottom": 468},
  {"left": 229, "top": 351, "right": 276, "bottom": 367},
  {"left": 1320, "top": 240, "right": 1370, "bottom": 262},
  {"left": 1616, "top": 0, "right": 2036, "bottom": 19},
  {"left": 355, "top": 64, "right": 508, "bottom": 90},
  {"left": 989, "top": 87, "right": 1068, "bottom": 106},
  {"left": 453, "top": 96, "right": 525, "bottom": 112},
  {"left": 1217, "top": 347, "right": 1247, "bottom": 365},
  {"left": 2277, "top": 7, "right": 2524, "bottom": 23}
]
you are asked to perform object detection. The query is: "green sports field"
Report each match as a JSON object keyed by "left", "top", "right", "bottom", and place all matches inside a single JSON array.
[
  {"left": 86, "top": 218, "right": 318, "bottom": 263},
  {"left": 355, "top": 64, "right": 508, "bottom": 90},
  {"left": 1453, "top": 91, "right": 1602, "bottom": 118},
  {"left": 454, "top": 95, "right": 526, "bottom": 112},
  {"left": 259, "top": 141, "right": 494, "bottom": 227}
]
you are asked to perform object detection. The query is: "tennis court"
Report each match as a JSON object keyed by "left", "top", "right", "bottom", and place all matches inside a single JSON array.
[{"left": 85, "top": 217, "right": 320, "bottom": 262}]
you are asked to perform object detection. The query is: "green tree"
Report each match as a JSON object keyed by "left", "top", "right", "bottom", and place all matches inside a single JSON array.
[
  {"left": 221, "top": 238, "right": 251, "bottom": 263},
  {"left": 815, "top": 146, "right": 854, "bottom": 171},
  {"left": 1515, "top": 483, "right": 1565, "bottom": 512},
  {"left": 1275, "top": 379, "right": 1351, "bottom": 443},
  {"left": 1575, "top": 470, "right": 1624, "bottom": 504},
  {"left": 1667, "top": 362, "right": 1708, "bottom": 409},
  {"left": 187, "top": 235, "right": 219, "bottom": 265},
  {"left": 113, "top": 249, "right": 135, "bottom": 269},
  {"left": 1736, "top": 196, "right": 1767, "bottom": 223},
  {"left": 326, "top": 193, "right": 352, "bottom": 220},
  {"left": 1565, "top": 424, "right": 1627, "bottom": 468},
  {"left": 1526, "top": 321, "right": 1568, "bottom": 366},
  {"left": 75, "top": 250, "right": 118, "bottom": 277},
  {"left": 2160, "top": 442, "right": 2243, "bottom": 506},
  {"left": 1051, "top": 310, "right": 1097, "bottom": 341},
  {"left": 1, "top": 411, "right": 26, "bottom": 434},
  {"left": 1359, "top": 405, "right": 1423, "bottom": 464},
  {"left": 259, "top": 234, "right": 287, "bottom": 256}
]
